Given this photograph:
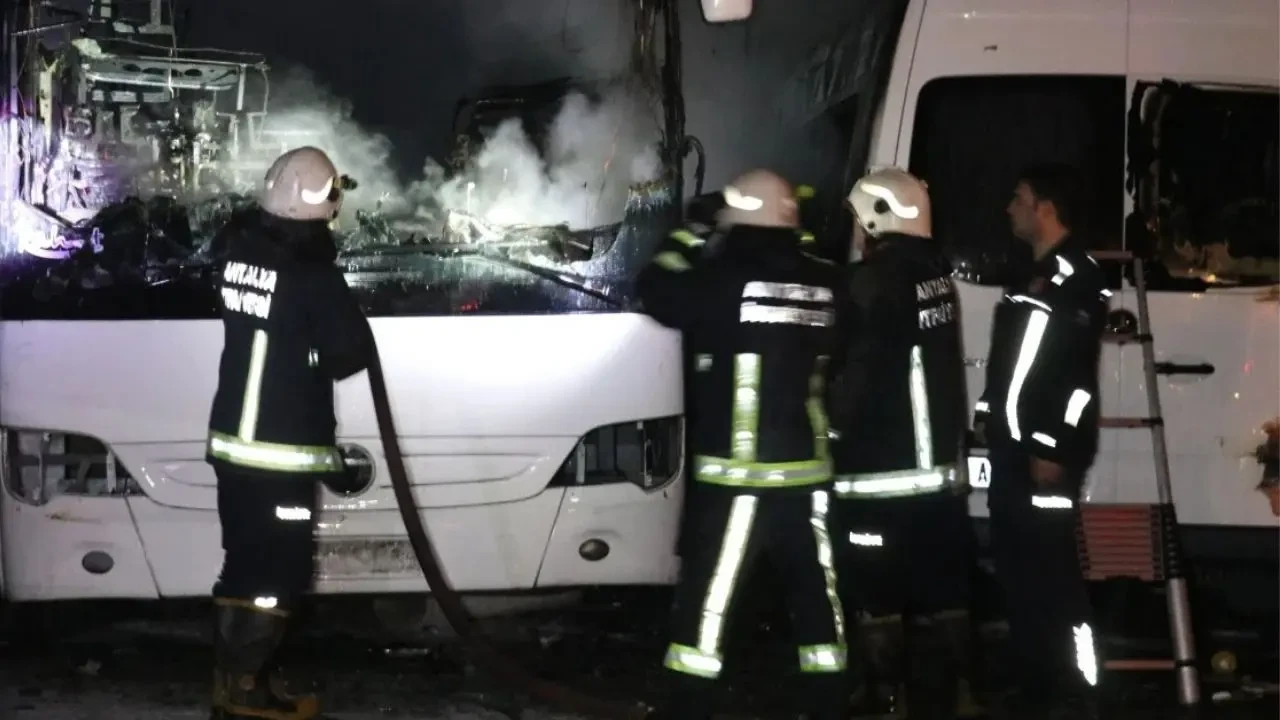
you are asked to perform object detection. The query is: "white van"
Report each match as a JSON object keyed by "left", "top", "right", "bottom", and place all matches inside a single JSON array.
[
  {"left": 778, "top": 0, "right": 1277, "bottom": 625},
  {"left": 863, "top": 0, "right": 1279, "bottom": 615},
  {"left": 875, "top": 0, "right": 1274, "bottom": 538}
]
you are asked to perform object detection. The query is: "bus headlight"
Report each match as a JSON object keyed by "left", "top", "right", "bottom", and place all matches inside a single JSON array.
[
  {"left": 550, "top": 416, "right": 684, "bottom": 491},
  {"left": 1, "top": 427, "right": 143, "bottom": 507}
]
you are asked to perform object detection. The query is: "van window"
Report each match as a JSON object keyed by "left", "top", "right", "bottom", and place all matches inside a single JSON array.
[
  {"left": 908, "top": 76, "right": 1126, "bottom": 287},
  {"left": 1128, "top": 82, "right": 1279, "bottom": 290}
]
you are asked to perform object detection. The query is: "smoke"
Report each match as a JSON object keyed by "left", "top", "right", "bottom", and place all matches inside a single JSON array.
[
  {"left": 255, "top": 67, "right": 663, "bottom": 236},
  {"left": 252, "top": 67, "right": 416, "bottom": 223},
  {"left": 430, "top": 89, "right": 663, "bottom": 229}
]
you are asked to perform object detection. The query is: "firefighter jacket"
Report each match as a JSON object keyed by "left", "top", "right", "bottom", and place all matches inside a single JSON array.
[
  {"left": 827, "top": 232, "right": 968, "bottom": 500},
  {"left": 206, "top": 209, "right": 374, "bottom": 477},
  {"left": 637, "top": 223, "right": 845, "bottom": 491},
  {"left": 972, "top": 235, "right": 1109, "bottom": 470}
]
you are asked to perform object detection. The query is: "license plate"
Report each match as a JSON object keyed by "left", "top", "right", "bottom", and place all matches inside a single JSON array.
[{"left": 967, "top": 454, "right": 991, "bottom": 490}]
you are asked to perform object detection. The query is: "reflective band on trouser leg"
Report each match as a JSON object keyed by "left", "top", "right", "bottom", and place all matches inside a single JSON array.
[
  {"left": 1074, "top": 622, "right": 1099, "bottom": 686},
  {"left": 664, "top": 495, "right": 759, "bottom": 678},
  {"left": 799, "top": 489, "right": 847, "bottom": 673},
  {"left": 833, "top": 464, "right": 962, "bottom": 499},
  {"left": 1075, "top": 617, "right": 1095, "bottom": 681},
  {"left": 208, "top": 432, "right": 343, "bottom": 473},
  {"left": 732, "top": 353, "right": 761, "bottom": 461}
]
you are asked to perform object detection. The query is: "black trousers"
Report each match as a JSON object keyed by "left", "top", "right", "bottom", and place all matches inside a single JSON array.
[
  {"left": 214, "top": 468, "right": 319, "bottom": 610},
  {"left": 662, "top": 484, "right": 846, "bottom": 713},
  {"left": 834, "top": 491, "right": 972, "bottom": 618},
  {"left": 987, "top": 445, "right": 1096, "bottom": 696}
]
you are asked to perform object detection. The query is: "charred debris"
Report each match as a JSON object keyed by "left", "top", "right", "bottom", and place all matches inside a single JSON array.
[{"left": 0, "top": 1, "right": 678, "bottom": 319}]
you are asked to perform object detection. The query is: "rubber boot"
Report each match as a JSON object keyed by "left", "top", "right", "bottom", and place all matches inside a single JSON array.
[
  {"left": 1043, "top": 675, "right": 1099, "bottom": 720},
  {"left": 649, "top": 672, "right": 716, "bottom": 720},
  {"left": 852, "top": 614, "right": 905, "bottom": 719},
  {"left": 933, "top": 611, "right": 984, "bottom": 719},
  {"left": 904, "top": 613, "right": 961, "bottom": 720},
  {"left": 211, "top": 599, "right": 320, "bottom": 720}
]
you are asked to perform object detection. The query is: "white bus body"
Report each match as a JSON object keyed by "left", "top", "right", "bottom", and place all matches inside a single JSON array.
[{"left": 0, "top": 314, "right": 685, "bottom": 601}]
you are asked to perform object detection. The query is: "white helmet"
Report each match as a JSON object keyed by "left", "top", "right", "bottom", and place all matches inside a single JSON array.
[
  {"left": 716, "top": 169, "right": 799, "bottom": 229},
  {"left": 261, "top": 146, "right": 343, "bottom": 221},
  {"left": 847, "top": 167, "right": 931, "bottom": 238}
]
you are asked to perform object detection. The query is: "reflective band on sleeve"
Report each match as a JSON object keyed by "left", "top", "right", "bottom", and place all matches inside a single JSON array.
[
  {"left": 1064, "top": 389, "right": 1092, "bottom": 427},
  {"left": 1051, "top": 255, "right": 1075, "bottom": 286},
  {"left": 1008, "top": 294, "right": 1052, "bottom": 312},
  {"left": 1031, "top": 432, "right": 1057, "bottom": 448},
  {"left": 238, "top": 329, "right": 269, "bottom": 441},
  {"left": 670, "top": 229, "right": 706, "bottom": 248},
  {"left": 696, "top": 456, "right": 831, "bottom": 488},
  {"left": 974, "top": 400, "right": 990, "bottom": 413},
  {"left": 834, "top": 464, "right": 962, "bottom": 499},
  {"left": 1005, "top": 309, "right": 1050, "bottom": 441},
  {"left": 663, "top": 494, "right": 758, "bottom": 679},
  {"left": 732, "top": 354, "right": 761, "bottom": 461},
  {"left": 208, "top": 432, "right": 343, "bottom": 473},
  {"left": 1031, "top": 494, "right": 1074, "bottom": 510},
  {"left": 806, "top": 490, "right": 846, "bottom": 671},
  {"left": 908, "top": 345, "right": 933, "bottom": 469},
  {"left": 653, "top": 251, "right": 692, "bottom": 272},
  {"left": 808, "top": 356, "right": 830, "bottom": 462}
]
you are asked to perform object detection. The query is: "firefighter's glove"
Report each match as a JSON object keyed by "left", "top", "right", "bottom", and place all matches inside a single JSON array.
[
  {"left": 971, "top": 401, "right": 991, "bottom": 447},
  {"left": 322, "top": 459, "right": 370, "bottom": 496}
]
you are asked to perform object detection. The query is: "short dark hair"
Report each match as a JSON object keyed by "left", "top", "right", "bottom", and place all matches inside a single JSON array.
[{"left": 1017, "top": 162, "right": 1084, "bottom": 230}]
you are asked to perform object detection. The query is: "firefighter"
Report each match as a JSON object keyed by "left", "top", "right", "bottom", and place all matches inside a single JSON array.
[
  {"left": 828, "top": 167, "right": 973, "bottom": 720},
  {"left": 973, "top": 162, "right": 1107, "bottom": 720},
  {"left": 638, "top": 169, "right": 848, "bottom": 720},
  {"left": 205, "top": 146, "right": 373, "bottom": 720}
]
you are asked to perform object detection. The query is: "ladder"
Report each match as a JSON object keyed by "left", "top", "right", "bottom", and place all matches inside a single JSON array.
[{"left": 1083, "top": 249, "right": 1200, "bottom": 706}]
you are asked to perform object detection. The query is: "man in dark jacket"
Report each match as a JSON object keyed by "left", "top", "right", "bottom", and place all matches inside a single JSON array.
[
  {"left": 829, "top": 167, "right": 974, "bottom": 720},
  {"left": 640, "top": 169, "right": 848, "bottom": 720},
  {"left": 206, "top": 146, "right": 373, "bottom": 720},
  {"left": 973, "top": 162, "right": 1109, "bottom": 720}
]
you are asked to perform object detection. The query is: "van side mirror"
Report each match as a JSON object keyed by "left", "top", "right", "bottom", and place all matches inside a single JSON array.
[{"left": 701, "top": 0, "right": 753, "bottom": 23}]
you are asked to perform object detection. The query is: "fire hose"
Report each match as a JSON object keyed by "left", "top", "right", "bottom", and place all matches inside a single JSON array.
[{"left": 363, "top": 340, "right": 652, "bottom": 720}]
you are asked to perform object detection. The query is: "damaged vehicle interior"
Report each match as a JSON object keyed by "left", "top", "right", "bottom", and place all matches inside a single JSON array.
[
  {"left": 1127, "top": 80, "right": 1279, "bottom": 290},
  {"left": 0, "top": 0, "right": 680, "bottom": 320}
]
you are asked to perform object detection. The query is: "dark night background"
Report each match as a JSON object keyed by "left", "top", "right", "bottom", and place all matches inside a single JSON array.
[{"left": 175, "top": 0, "right": 867, "bottom": 198}]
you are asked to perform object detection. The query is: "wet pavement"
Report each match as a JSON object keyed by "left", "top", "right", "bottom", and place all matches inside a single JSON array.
[{"left": 0, "top": 588, "right": 1275, "bottom": 720}]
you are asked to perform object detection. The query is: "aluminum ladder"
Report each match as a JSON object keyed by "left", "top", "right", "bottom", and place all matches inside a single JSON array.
[{"left": 1082, "top": 249, "right": 1200, "bottom": 707}]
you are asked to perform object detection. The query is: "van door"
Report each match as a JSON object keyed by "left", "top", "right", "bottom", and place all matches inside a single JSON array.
[
  {"left": 900, "top": 74, "right": 1129, "bottom": 516},
  {"left": 1117, "top": 79, "right": 1280, "bottom": 528}
]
